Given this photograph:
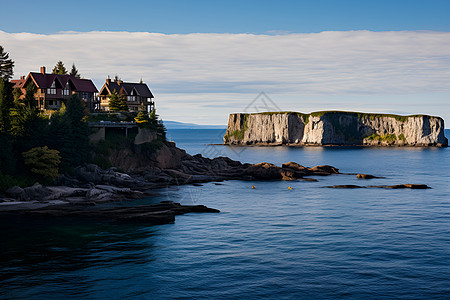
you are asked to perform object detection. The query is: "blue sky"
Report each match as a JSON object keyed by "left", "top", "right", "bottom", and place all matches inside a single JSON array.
[
  {"left": 1, "top": 0, "right": 449, "bottom": 125},
  {"left": 2, "top": 0, "right": 450, "bottom": 34}
]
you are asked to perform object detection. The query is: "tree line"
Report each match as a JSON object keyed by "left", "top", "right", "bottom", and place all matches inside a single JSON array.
[
  {"left": 0, "top": 46, "right": 90, "bottom": 189},
  {"left": 0, "top": 46, "right": 166, "bottom": 191}
]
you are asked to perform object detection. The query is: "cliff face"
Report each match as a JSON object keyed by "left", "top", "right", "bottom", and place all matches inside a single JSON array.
[{"left": 224, "top": 112, "right": 448, "bottom": 147}]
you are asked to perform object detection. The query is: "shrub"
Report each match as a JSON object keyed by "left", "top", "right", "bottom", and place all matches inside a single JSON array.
[{"left": 22, "top": 146, "right": 61, "bottom": 183}]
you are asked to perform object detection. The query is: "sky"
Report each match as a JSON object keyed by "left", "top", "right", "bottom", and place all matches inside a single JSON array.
[{"left": 1, "top": 0, "right": 449, "bottom": 125}]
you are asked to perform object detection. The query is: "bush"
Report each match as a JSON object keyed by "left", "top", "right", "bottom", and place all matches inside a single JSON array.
[{"left": 22, "top": 146, "right": 61, "bottom": 183}]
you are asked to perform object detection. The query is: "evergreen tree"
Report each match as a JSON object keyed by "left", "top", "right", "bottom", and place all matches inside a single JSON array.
[
  {"left": 13, "top": 87, "right": 23, "bottom": 104},
  {"left": 52, "top": 61, "right": 68, "bottom": 75},
  {"left": 149, "top": 109, "right": 167, "bottom": 139},
  {"left": 135, "top": 105, "right": 150, "bottom": 125},
  {"left": 69, "top": 63, "right": 81, "bottom": 78},
  {"left": 0, "top": 78, "right": 14, "bottom": 132},
  {"left": 9, "top": 105, "right": 47, "bottom": 151},
  {"left": 22, "top": 146, "right": 61, "bottom": 183},
  {"left": 0, "top": 133, "right": 16, "bottom": 174},
  {"left": 48, "top": 94, "right": 90, "bottom": 171},
  {"left": 0, "top": 46, "right": 14, "bottom": 81},
  {"left": 109, "top": 91, "right": 128, "bottom": 111},
  {"left": 23, "top": 83, "right": 36, "bottom": 108}
]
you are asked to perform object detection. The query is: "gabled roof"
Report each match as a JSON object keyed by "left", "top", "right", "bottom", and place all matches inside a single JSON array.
[
  {"left": 72, "top": 78, "right": 98, "bottom": 93},
  {"left": 102, "top": 80, "right": 154, "bottom": 98},
  {"left": 13, "top": 72, "right": 98, "bottom": 93}
]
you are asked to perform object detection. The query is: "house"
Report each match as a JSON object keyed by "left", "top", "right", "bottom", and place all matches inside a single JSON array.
[
  {"left": 11, "top": 66, "right": 99, "bottom": 111},
  {"left": 98, "top": 78, "right": 155, "bottom": 112}
]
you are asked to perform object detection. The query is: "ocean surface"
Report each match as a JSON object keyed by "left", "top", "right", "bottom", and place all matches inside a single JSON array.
[{"left": 1, "top": 129, "right": 449, "bottom": 299}]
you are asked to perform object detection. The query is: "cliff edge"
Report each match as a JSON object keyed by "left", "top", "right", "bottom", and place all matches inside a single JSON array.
[{"left": 223, "top": 111, "right": 447, "bottom": 147}]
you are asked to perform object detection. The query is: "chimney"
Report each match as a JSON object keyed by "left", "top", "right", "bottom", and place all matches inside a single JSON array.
[
  {"left": 20, "top": 76, "right": 25, "bottom": 80},
  {"left": 106, "top": 78, "right": 111, "bottom": 85},
  {"left": 40, "top": 66, "right": 46, "bottom": 74}
]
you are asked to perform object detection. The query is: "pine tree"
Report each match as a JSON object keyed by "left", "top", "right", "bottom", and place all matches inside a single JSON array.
[
  {"left": 0, "top": 46, "right": 14, "bottom": 81},
  {"left": 149, "top": 109, "right": 166, "bottom": 139},
  {"left": 109, "top": 91, "right": 128, "bottom": 111},
  {"left": 13, "top": 87, "right": 23, "bottom": 104},
  {"left": 52, "top": 61, "right": 68, "bottom": 75},
  {"left": 69, "top": 63, "right": 81, "bottom": 78},
  {"left": 48, "top": 94, "right": 90, "bottom": 171},
  {"left": 0, "top": 78, "right": 14, "bottom": 132},
  {"left": 135, "top": 106, "right": 150, "bottom": 125},
  {"left": 23, "top": 83, "right": 36, "bottom": 108}
]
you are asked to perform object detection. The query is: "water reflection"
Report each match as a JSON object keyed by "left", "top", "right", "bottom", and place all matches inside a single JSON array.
[{"left": 0, "top": 215, "right": 160, "bottom": 298}]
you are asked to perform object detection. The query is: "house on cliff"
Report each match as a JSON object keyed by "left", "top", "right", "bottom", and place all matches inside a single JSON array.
[
  {"left": 98, "top": 78, "right": 155, "bottom": 112},
  {"left": 12, "top": 67, "right": 99, "bottom": 111}
]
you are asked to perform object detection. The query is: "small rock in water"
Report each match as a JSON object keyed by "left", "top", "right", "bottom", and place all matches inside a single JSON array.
[
  {"left": 356, "top": 174, "right": 384, "bottom": 179},
  {"left": 326, "top": 185, "right": 365, "bottom": 189},
  {"left": 375, "top": 184, "right": 430, "bottom": 189}
]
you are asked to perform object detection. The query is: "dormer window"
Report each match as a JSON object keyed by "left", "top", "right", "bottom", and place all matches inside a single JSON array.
[
  {"left": 63, "top": 83, "right": 70, "bottom": 96},
  {"left": 48, "top": 81, "right": 57, "bottom": 94}
]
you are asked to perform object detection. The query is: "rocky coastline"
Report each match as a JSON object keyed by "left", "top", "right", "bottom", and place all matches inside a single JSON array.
[{"left": 0, "top": 141, "right": 431, "bottom": 224}]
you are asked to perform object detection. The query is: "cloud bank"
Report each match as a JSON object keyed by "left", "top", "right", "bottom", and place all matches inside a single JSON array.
[{"left": 1, "top": 30, "right": 449, "bottom": 124}]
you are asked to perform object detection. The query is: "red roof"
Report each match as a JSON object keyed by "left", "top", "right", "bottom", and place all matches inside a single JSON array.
[
  {"left": 11, "top": 79, "right": 25, "bottom": 89},
  {"left": 72, "top": 78, "right": 98, "bottom": 93},
  {"left": 15, "top": 72, "right": 98, "bottom": 93}
]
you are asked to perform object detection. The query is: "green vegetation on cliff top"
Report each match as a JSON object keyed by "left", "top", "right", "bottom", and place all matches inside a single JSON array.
[{"left": 240, "top": 111, "right": 435, "bottom": 122}]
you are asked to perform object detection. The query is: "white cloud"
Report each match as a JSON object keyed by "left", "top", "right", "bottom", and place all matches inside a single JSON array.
[{"left": 1, "top": 30, "right": 449, "bottom": 124}]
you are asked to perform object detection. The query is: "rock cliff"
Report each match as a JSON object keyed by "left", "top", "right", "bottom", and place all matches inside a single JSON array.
[{"left": 224, "top": 111, "right": 447, "bottom": 147}]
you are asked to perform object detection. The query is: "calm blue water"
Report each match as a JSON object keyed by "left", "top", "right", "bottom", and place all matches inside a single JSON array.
[{"left": 1, "top": 129, "right": 449, "bottom": 299}]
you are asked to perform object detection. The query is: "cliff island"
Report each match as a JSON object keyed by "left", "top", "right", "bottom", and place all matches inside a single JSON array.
[{"left": 224, "top": 111, "right": 448, "bottom": 147}]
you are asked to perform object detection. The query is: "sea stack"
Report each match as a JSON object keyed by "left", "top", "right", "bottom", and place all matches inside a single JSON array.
[{"left": 223, "top": 111, "right": 448, "bottom": 147}]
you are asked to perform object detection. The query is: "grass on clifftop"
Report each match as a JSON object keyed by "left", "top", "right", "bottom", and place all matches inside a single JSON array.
[{"left": 241, "top": 111, "right": 433, "bottom": 122}]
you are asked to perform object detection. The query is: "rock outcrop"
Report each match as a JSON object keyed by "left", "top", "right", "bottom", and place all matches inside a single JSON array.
[
  {"left": 0, "top": 202, "right": 220, "bottom": 225},
  {"left": 224, "top": 111, "right": 448, "bottom": 147}
]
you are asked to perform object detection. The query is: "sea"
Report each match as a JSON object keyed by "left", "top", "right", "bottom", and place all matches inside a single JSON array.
[{"left": 0, "top": 129, "right": 449, "bottom": 299}]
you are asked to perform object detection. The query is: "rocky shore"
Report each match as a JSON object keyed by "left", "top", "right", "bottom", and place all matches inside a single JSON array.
[
  {"left": 0, "top": 158, "right": 344, "bottom": 207},
  {"left": 0, "top": 141, "right": 430, "bottom": 224},
  {"left": 0, "top": 201, "right": 219, "bottom": 225}
]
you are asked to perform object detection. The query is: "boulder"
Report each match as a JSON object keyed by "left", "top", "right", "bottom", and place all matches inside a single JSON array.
[
  {"left": 384, "top": 184, "right": 430, "bottom": 189},
  {"left": 310, "top": 165, "right": 339, "bottom": 174},
  {"left": 299, "top": 178, "right": 318, "bottom": 182},
  {"left": 244, "top": 162, "right": 282, "bottom": 180},
  {"left": 326, "top": 185, "right": 365, "bottom": 189},
  {"left": 46, "top": 186, "right": 90, "bottom": 199},
  {"left": 85, "top": 164, "right": 102, "bottom": 173},
  {"left": 86, "top": 188, "right": 107, "bottom": 199},
  {"left": 282, "top": 162, "right": 308, "bottom": 172},
  {"left": 95, "top": 185, "right": 131, "bottom": 193},
  {"left": 356, "top": 174, "right": 383, "bottom": 179},
  {"left": 24, "top": 183, "right": 53, "bottom": 200},
  {"left": 5, "top": 186, "right": 30, "bottom": 201},
  {"left": 163, "top": 169, "right": 192, "bottom": 180},
  {"left": 280, "top": 168, "right": 296, "bottom": 180}
]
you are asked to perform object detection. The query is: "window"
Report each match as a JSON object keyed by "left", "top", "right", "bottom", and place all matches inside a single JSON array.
[
  {"left": 127, "top": 96, "right": 136, "bottom": 102},
  {"left": 48, "top": 81, "right": 57, "bottom": 94}
]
